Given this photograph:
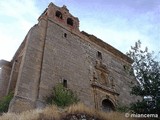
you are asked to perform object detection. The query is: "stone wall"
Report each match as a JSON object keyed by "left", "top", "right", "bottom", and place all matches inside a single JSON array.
[
  {"left": 37, "top": 17, "right": 138, "bottom": 109},
  {"left": 5, "top": 2, "right": 139, "bottom": 112},
  {"left": 0, "top": 60, "right": 11, "bottom": 99},
  {"left": 9, "top": 18, "right": 48, "bottom": 112}
]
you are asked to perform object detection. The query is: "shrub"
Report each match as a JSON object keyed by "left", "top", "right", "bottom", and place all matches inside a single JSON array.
[
  {"left": 46, "top": 83, "right": 79, "bottom": 107},
  {"left": 0, "top": 92, "right": 14, "bottom": 113}
]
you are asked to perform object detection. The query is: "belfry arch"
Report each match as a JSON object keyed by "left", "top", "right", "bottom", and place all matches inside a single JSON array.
[
  {"left": 67, "top": 18, "right": 73, "bottom": 26},
  {"left": 55, "top": 11, "right": 63, "bottom": 19}
]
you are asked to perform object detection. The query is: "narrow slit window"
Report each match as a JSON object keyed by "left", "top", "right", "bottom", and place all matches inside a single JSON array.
[
  {"left": 97, "top": 51, "right": 102, "bottom": 59},
  {"left": 64, "top": 33, "right": 67, "bottom": 38},
  {"left": 63, "top": 79, "right": 67, "bottom": 88}
]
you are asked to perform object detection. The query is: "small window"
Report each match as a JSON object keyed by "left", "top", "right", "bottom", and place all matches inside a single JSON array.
[
  {"left": 67, "top": 18, "right": 73, "bottom": 26},
  {"left": 64, "top": 33, "right": 67, "bottom": 38},
  {"left": 123, "top": 65, "right": 126, "bottom": 70},
  {"left": 55, "top": 11, "right": 63, "bottom": 19},
  {"left": 63, "top": 79, "right": 67, "bottom": 88},
  {"left": 97, "top": 51, "right": 102, "bottom": 59}
]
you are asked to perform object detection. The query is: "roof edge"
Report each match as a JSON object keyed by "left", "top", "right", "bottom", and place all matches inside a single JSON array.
[{"left": 81, "top": 31, "right": 133, "bottom": 64}]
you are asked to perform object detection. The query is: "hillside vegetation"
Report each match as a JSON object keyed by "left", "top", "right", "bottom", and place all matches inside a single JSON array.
[{"left": 0, "top": 103, "right": 135, "bottom": 120}]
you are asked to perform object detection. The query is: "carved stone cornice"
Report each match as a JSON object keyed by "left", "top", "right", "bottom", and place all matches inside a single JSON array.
[{"left": 91, "top": 82, "right": 119, "bottom": 96}]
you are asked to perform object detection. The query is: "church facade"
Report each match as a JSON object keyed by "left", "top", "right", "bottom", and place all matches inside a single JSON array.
[{"left": 0, "top": 3, "right": 138, "bottom": 112}]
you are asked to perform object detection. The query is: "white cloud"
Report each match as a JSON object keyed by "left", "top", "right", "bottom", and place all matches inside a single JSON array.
[
  {"left": 0, "top": 0, "right": 40, "bottom": 61},
  {"left": 88, "top": 27, "right": 151, "bottom": 53},
  {"left": 80, "top": 5, "right": 160, "bottom": 55},
  {"left": 81, "top": 14, "right": 156, "bottom": 53},
  {"left": 0, "top": 0, "right": 39, "bottom": 18},
  {"left": 0, "top": 0, "right": 159, "bottom": 61}
]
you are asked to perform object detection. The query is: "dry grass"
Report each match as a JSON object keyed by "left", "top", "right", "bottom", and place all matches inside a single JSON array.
[
  {"left": 65, "top": 103, "right": 96, "bottom": 115},
  {"left": 0, "top": 112, "right": 18, "bottom": 120},
  {"left": 0, "top": 105, "right": 60, "bottom": 120},
  {"left": 38, "top": 105, "right": 60, "bottom": 120},
  {"left": 63, "top": 103, "right": 104, "bottom": 119},
  {"left": 64, "top": 103, "right": 135, "bottom": 120},
  {"left": 0, "top": 103, "right": 136, "bottom": 120}
]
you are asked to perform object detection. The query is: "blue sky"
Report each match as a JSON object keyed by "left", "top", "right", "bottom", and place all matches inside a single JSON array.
[{"left": 0, "top": 0, "right": 159, "bottom": 61}]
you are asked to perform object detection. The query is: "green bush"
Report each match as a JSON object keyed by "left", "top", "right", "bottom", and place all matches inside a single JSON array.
[
  {"left": 0, "top": 92, "right": 13, "bottom": 113},
  {"left": 46, "top": 83, "right": 79, "bottom": 107}
]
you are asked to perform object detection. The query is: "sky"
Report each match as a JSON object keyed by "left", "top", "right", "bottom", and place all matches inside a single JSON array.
[{"left": 0, "top": 0, "right": 159, "bottom": 61}]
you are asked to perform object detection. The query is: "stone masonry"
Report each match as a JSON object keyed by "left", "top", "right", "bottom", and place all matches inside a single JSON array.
[{"left": 0, "top": 3, "right": 139, "bottom": 112}]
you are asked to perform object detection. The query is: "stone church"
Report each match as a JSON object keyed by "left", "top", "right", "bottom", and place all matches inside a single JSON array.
[{"left": 0, "top": 3, "right": 138, "bottom": 112}]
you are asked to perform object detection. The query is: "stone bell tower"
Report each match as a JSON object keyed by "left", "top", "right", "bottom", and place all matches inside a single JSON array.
[{"left": 39, "top": 3, "right": 80, "bottom": 32}]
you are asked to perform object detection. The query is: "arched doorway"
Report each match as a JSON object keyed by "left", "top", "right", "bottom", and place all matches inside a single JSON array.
[{"left": 102, "top": 99, "right": 115, "bottom": 112}]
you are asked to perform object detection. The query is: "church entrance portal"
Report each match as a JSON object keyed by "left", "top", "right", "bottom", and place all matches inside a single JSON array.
[{"left": 102, "top": 99, "right": 115, "bottom": 112}]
